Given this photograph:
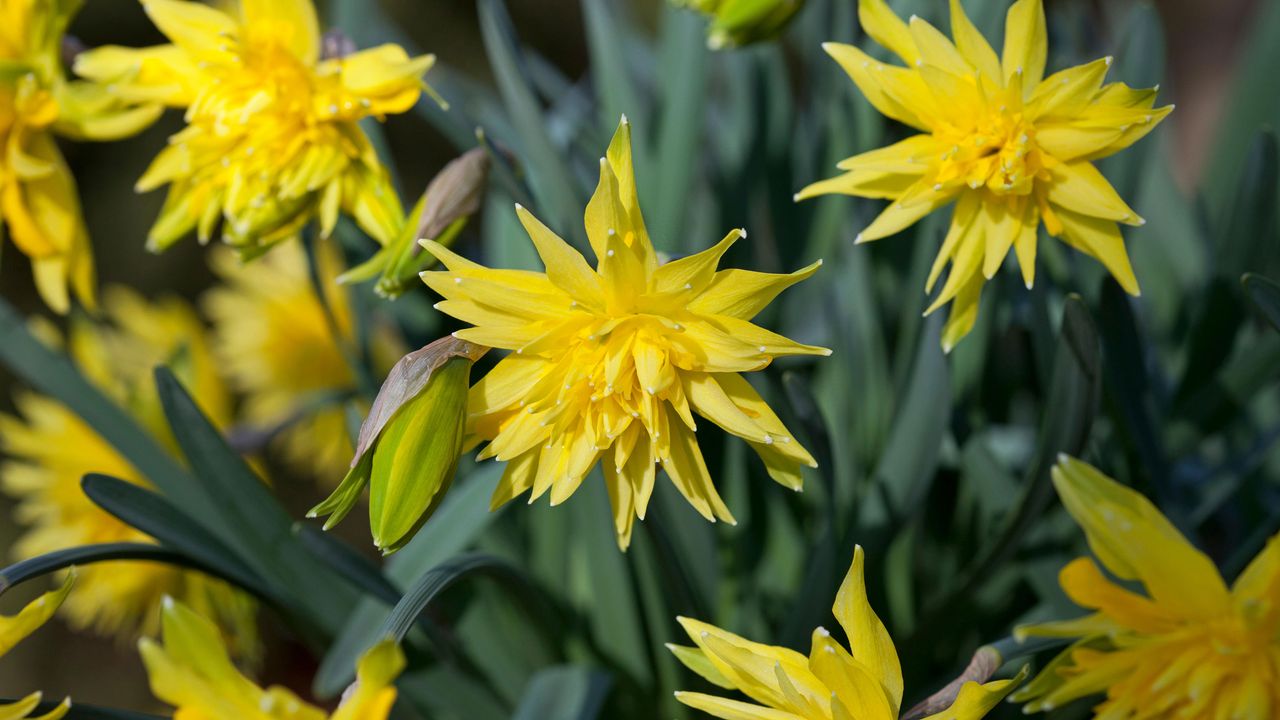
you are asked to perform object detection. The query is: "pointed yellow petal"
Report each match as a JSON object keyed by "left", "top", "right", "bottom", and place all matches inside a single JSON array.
[
  {"left": 515, "top": 204, "right": 606, "bottom": 307},
  {"left": 857, "top": 0, "right": 920, "bottom": 66},
  {"left": 833, "top": 545, "right": 904, "bottom": 714},
  {"left": 821, "top": 43, "right": 934, "bottom": 131},
  {"left": 948, "top": 0, "right": 1001, "bottom": 81},
  {"left": 1046, "top": 162, "right": 1142, "bottom": 225},
  {"left": 1052, "top": 208, "right": 1140, "bottom": 295},
  {"left": 1000, "top": 0, "right": 1046, "bottom": 87},
  {"left": 859, "top": 183, "right": 957, "bottom": 242},
  {"left": 1052, "top": 456, "right": 1232, "bottom": 621},
  {"left": 808, "top": 629, "right": 896, "bottom": 720},
  {"left": 690, "top": 260, "right": 822, "bottom": 320},
  {"left": 673, "top": 692, "right": 804, "bottom": 720},
  {"left": 919, "top": 672, "right": 1027, "bottom": 720},
  {"left": 142, "top": 0, "right": 238, "bottom": 57},
  {"left": 1056, "top": 557, "right": 1178, "bottom": 634},
  {"left": 652, "top": 228, "right": 741, "bottom": 295},
  {"left": 909, "top": 16, "right": 966, "bottom": 72},
  {"left": 240, "top": 0, "right": 320, "bottom": 63},
  {"left": 941, "top": 271, "right": 983, "bottom": 352}
]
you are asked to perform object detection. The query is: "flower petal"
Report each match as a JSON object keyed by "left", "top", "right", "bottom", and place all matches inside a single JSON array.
[
  {"left": 833, "top": 545, "right": 904, "bottom": 715},
  {"left": 1052, "top": 456, "right": 1232, "bottom": 621},
  {"left": 1000, "top": 0, "right": 1046, "bottom": 88}
]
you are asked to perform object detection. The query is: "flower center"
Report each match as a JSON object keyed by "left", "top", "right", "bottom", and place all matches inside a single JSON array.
[{"left": 932, "top": 109, "right": 1044, "bottom": 196}]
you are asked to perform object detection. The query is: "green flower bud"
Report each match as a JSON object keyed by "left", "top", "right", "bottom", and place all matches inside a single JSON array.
[
  {"left": 308, "top": 336, "right": 487, "bottom": 555},
  {"left": 673, "top": 0, "right": 806, "bottom": 49},
  {"left": 338, "top": 147, "right": 491, "bottom": 296}
]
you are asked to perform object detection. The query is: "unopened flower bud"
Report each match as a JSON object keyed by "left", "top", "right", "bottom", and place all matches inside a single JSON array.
[
  {"left": 673, "top": 0, "right": 806, "bottom": 49},
  {"left": 308, "top": 336, "right": 487, "bottom": 555},
  {"left": 340, "top": 148, "right": 491, "bottom": 297}
]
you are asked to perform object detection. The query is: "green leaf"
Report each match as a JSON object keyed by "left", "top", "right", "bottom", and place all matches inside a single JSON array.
[
  {"left": 378, "top": 553, "right": 547, "bottom": 643},
  {"left": 295, "top": 525, "right": 400, "bottom": 606},
  {"left": 650, "top": 6, "right": 709, "bottom": 250},
  {"left": 571, "top": 476, "right": 653, "bottom": 685},
  {"left": 872, "top": 315, "right": 950, "bottom": 518},
  {"left": 1097, "top": 282, "right": 1169, "bottom": 503},
  {"left": 401, "top": 668, "right": 510, "bottom": 720},
  {"left": 906, "top": 296, "right": 1100, "bottom": 648},
  {"left": 1203, "top": 0, "right": 1280, "bottom": 216},
  {"left": 1245, "top": 273, "right": 1280, "bottom": 332},
  {"left": 512, "top": 666, "right": 613, "bottom": 720},
  {"left": 0, "top": 543, "right": 199, "bottom": 597},
  {"left": 583, "top": 0, "right": 647, "bottom": 134},
  {"left": 315, "top": 467, "right": 504, "bottom": 697},
  {"left": 1176, "top": 132, "right": 1278, "bottom": 402},
  {"left": 478, "top": 0, "right": 586, "bottom": 246},
  {"left": 80, "top": 474, "right": 269, "bottom": 599},
  {"left": 155, "top": 368, "right": 356, "bottom": 640}
]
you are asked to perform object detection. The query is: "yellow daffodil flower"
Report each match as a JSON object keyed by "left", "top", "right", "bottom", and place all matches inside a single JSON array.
[
  {"left": 203, "top": 241, "right": 404, "bottom": 480},
  {"left": 0, "top": 288, "right": 256, "bottom": 649},
  {"left": 669, "top": 545, "right": 1023, "bottom": 719},
  {"left": 0, "top": 0, "right": 161, "bottom": 313},
  {"left": 1012, "top": 456, "right": 1280, "bottom": 719},
  {"left": 141, "top": 597, "right": 404, "bottom": 720},
  {"left": 0, "top": 573, "right": 73, "bottom": 719},
  {"left": 798, "top": 0, "right": 1170, "bottom": 350},
  {"left": 421, "top": 117, "right": 829, "bottom": 549},
  {"left": 73, "top": 0, "right": 436, "bottom": 255}
]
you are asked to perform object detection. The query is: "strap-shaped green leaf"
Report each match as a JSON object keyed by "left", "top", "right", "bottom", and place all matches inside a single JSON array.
[
  {"left": 80, "top": 474, "right": 269, "bottom": 599},
  {"left": 154, "top": 367, "right": 357, "bottom": 641},
  {"left": 0, "top": 543, "right": 200, "bottom": 597},
  {"left": 478, "top": 0, "right": 588, "bottom": 247},
  {"left": 512, "top": 666, "right": 613, "bottom": 720}
]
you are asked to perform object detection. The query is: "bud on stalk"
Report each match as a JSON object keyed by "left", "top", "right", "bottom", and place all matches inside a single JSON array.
[
  {"left": 673, "top": 0, "right": 806, "bottom": 49},
  {"left": 308, "top": 336, "right": 488, "bottom": 555}
]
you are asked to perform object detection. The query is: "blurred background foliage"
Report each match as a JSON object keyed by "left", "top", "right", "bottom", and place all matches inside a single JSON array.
[{"left": 1, "top": 0, "right": 1279, "bottom": 718}]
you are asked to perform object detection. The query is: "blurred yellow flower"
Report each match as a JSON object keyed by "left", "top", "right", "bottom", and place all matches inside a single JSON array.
[
  {"left": 203, "top": 240, "right": 404, "bottom": 480},
  {"left": 0, "top": 573, "right": 73, "bottom": 719},
  {"left": 669, "top": 545, "right": 1022, "bottom": 719},
  {"left": 798, "top": 0, "right": 1170, "bottom": 350},
  {"left": 422, "top": 117, "right": 828, "bottom": 550},
  {"left": 0, "top": 288, "right": 257, "bottom": 649},
  {"left": 1013, "top": 456, "right": 1280, "bottom": 719},
  {"left": 73, "top": 0, "right": 436, "bottom": 255},
  {"left": 0, "top": 0, "right": 161, "bottom": 313},
  {"left": 141, "top": 597, "right": 404, "bottom": 720}
]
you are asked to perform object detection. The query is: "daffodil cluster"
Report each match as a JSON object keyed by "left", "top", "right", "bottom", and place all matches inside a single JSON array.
[
  {"left": 74, "top": 0, "right": 435, "bottom": 255},
  {"left": 422, "top": 118, "right": 829, "bottom": 549},
  {"left": 1013, "top": 457, "right": 1280, "bottom": 719},
  {"left": 0, "top": 0, "right": 159, "bottom": 313},
  {"left": 800, "top": 0, "right": 1170, "bottom": 350}
]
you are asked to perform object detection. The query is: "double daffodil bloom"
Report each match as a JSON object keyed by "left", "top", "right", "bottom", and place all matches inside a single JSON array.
[
  {"left": 141, "top": 598, "right": 404, "bottom": 720},
  {"left": 798, "top": 0, "right": 1170, "bottom": 350},
  {"left": 0, "top": 573, "right": 73, "bottom": 720},
  {"left": 670, "top": 545, "right": 1022, "bottom": 719},
  {"left": 421, "top": 118, "right": 829, "bottom": 549},
  {"left": 0, "top": 289, "right": 256, "bottom": 648},
  {"left": 74, "top": 0, "right": 435, "bottom": 255},
  {"left": 0, "top": 0, "right": 160, "bottom": 313},
  {"left": 204, "top": 241, "right": 404, "bottom": 480},
  {"left": 1013, "top": 456, "right": 1280, "bottom": 719}
]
